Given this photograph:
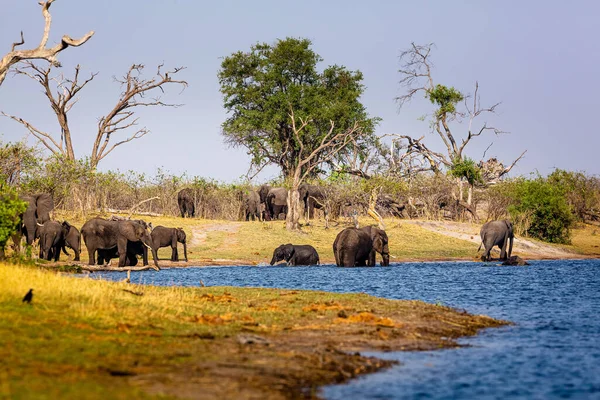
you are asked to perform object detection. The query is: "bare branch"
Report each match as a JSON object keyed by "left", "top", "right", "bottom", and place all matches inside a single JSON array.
[
  {"left": 1, "top": 112, "right": 62, "bottom": 154},
  {"left": 91, "top": 64, "right": 187, "bottom": 166},
  {"left": 0, "top": 0, "right": 94, "bottom": 87},
  {"left": 11, "top": 32, "right": 25, "bottom": 52}
]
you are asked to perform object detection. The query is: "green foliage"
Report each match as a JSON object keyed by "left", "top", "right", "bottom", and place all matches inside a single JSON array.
[
  {"left": 547, "top": 169, "right": 600, "bottom": 222},
  {"left": 506, "top": 177, "right": 574, "bottom": 244},
  {"left": 449, "top": 157, "right": 483, "bottom": 186},
  {"left": 427, "top": 84, "right": 464, "bottom": 116},
  {"left": 218, "top": 37, "right": 378, "bottom": 179},
  {"left": 0, "top": 185, "right": 28, "bottom": 252}
]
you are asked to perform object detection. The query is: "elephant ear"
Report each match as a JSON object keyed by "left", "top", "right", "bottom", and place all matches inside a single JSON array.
[
  {"left": 373, "top": 235, "right": 384, "bottom": 253},
  {"left": 285, "top": 246, "right": 295, "bottom": 261},
  {"left": 35, "top": 193, "right": 54, "bottom": 223}
]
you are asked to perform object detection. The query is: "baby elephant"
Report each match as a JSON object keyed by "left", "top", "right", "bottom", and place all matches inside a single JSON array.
[
  {"left": 150, "top": 226, "right": 188, "bottom": 262},
  {"left": 270, "top": 244, "right": 319, "bottom": 266}
]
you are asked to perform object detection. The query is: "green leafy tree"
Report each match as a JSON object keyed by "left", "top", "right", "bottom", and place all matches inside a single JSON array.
[
  {"left": 219, "top": 37, "right": 378, "bottom": 229},
  {"left": 0, "top": 186, "right": 28, "bottom": 259},
  {"left": 507, "top": 176, "right": 574, "bottom": 243}
]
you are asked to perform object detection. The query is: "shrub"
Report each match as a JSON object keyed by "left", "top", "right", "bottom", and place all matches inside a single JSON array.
[
  {"left": 507, "top": 177, "right": 574, "bottom": 244},
  {"left": 0, "top": 185, "right": 28, "bottom": 259}
]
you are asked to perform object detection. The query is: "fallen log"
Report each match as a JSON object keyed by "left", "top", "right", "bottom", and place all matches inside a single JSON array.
[{"left": 80, "top": 264, "right": 159, "bottom": 272}]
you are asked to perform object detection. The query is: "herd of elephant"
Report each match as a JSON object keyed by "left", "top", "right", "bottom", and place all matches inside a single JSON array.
[
  {"left": 269, "top": 220, "right": 514, "bottom": 267},
  {"left": 14, "top": 193, "right": 516, "bottom": 269},
  {"left": 14, "top": 194, "right": 187, "bottom": 269},
  {"left": 270, "top": 225, "right": 390, "bottom": 267},
  {"left": 177, "top": 184, "right": 327, "bottom": 221}
]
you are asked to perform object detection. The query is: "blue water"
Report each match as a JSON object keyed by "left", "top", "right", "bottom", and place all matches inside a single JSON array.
[{"left": 90, "top": 259, "right": 600, "bottom": 399}]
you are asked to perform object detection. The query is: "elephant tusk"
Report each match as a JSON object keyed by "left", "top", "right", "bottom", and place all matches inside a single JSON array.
[
  {"left": 143, "top": 243, "right": 152, "bottom": 250},
  {"left": 36, "top": 222, "right": 44, "bottom": 227}
]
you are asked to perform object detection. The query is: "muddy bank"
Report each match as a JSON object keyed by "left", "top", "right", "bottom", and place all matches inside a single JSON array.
[{"left": 129, "top": 298, "right": 506, "bottom": 399}]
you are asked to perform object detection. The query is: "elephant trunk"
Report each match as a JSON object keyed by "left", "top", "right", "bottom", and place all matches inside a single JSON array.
[
  {"left": 381, "top": 244, "right": 390, "bottom": 266},
  {"left": 269, "top": 255, "right": 277, "bottom": 266},
  {"left": 142, "top": 236, "right": 160, "bottom": 271},
  {"left": 183, "top": 241, "right": 188, "bottom": 262}
]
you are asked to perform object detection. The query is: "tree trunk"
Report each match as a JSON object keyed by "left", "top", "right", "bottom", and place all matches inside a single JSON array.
[{"left": 286, "top": 170, "right": 302, "bottom": 231}]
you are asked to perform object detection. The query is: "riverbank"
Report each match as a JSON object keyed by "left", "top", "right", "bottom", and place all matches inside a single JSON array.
[
  {"left": 48, "top": 213, "right": 600, "bottom": 268},
  {"left": 0, "top": 262, "right": 506, "bottom": 399}
]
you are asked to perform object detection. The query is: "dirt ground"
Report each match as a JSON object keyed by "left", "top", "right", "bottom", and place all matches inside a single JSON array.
[{"left": 404, "top": 220, "right": 583, "bottom": 260}]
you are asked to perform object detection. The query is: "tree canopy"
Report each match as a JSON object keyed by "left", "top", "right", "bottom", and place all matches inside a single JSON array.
[{"left": 218, "top": 37, "right": 378, "bottom": 181}]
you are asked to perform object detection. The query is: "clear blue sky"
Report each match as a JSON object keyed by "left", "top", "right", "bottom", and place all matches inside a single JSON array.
[{"left": 1, "top": 0, "right": 598, "bottom": 182}]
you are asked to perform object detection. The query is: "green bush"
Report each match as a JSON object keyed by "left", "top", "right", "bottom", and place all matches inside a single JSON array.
[
  {"left": 0, "top": 186, "right": 28, "bottom": 259},
  {"left": 507, "top": 177, "right": 574, "bottom": 244}
]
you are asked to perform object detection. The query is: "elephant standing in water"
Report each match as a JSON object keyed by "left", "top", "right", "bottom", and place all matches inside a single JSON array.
[
  {"left": 270, "top": 244, "right": 319, "bottom": 266},
  {"left": 81, "top": 218, "right": 159, "bottom": 269},
  {"left": 333, "top": 226, "right": 390, "bottom": 267},
  {"left": 479, "top": 220, "right": 514, "bottom": 261},
  {"left": 150, "top": 226, "right": 188, "bottom": 262},
  {"left": 266, "top": 187, "right": 288, "bottom": 220},
  {"left": 177, "top": 188, "right": 195, "bottom": 218}
]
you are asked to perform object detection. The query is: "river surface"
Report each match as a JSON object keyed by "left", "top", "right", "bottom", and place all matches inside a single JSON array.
[{"left": 91, "top": 259, "right": 600, "bottom": 399}]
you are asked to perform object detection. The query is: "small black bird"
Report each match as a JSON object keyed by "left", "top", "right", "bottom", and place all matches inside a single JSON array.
[{"left": 22, "top": 289, "right": 34, "bottom": 304}]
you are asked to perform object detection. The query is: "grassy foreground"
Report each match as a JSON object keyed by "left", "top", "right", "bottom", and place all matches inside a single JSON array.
[{"left": 0, "top": 263, "right": 505, "bottom": 399}]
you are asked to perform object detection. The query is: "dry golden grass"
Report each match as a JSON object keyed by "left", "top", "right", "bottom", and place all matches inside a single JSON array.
[{"left": 52, "top": 211, "right": 480, "bottom": 265}]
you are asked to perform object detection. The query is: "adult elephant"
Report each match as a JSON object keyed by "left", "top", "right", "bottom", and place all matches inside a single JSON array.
[
  {"left": 177, "top": 188, "right": 195, "bottom": 218},
  {"left": 37, "top": 220, "right": 64, "bottom": 261},
  {"left": 479, "top": 220, "right": 514, "bottom": 262},
  {"left": 150, "top": 226, "right": 188, "bottom": 262},
  {"left": 81, "top": 218, "right": 159, "bottom": 269},
  {"left": 299, "top": 184, "right": 327, "bottom": 220},
  {"left": 333, "top": 226, "right": 390, "bottom": 267},
  {"left": 242, "top": 190, "right": 261, "bottom": 221},
  {"left": 270, "top": 244, "right": 319, "bottom": 266},
  {"left": 20, "top": 193, "right": 54, "bottom": 246},
  {"left": 266, "top": 187, "right": 287, "bottom": 220}
]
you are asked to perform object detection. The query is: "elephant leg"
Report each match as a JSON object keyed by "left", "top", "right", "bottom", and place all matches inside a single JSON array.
[
  {"left": 53, "top": 246, "right": 60, "bottom": 262},
  {"left": 367, "top": 250, "right": 376, "bottom": 267},
  {"left": 142, "top": 245, "right": 149, "bottom": 266},
  {"left": 117, "top": 238, "right": 128, "bottom": 268},
  {"left": 341, "top": 250, "right": 355, "bottom": 267},
  {"left": 88, "top": 246, "right": 97, "bottom": 265}
]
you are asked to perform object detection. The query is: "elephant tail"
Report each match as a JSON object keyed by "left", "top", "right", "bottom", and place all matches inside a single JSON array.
[{"left": 477, "top": 242, "right": 483, "bottom": 252}]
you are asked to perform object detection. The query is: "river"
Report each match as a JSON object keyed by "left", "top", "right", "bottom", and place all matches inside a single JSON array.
[{"left": 92, "top": 259, "right": 600, "bottom": 399}]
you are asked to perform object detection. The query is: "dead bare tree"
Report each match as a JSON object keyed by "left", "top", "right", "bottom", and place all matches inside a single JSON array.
[
  {"left": 2, "top": 62, "right": 187, "bottom": 167},
  {"left": 391, "top": 42, "right": 526, "bottom": 219},
  {"left": 0, "top": 0, "right": 94, "bottom": 87}
]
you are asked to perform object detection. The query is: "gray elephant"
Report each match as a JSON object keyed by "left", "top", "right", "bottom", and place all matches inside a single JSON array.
[
  {"left": 20, "top": 193, "right": 54, "bottom": 246},
  {"left": 37, "top": 220, "right": 64, "bottom": 261},
  {"left": 270, "top": 244, "right": 319, "bottom": 266},
  {"left": 60, "top": 221, "right": 81, "bottom": 261},
  {"left": 333, "top": 226, "right": 390, "bottom": 267},
  {"left": 81, "top": 218, "right": 159, "bottom": 269},
  {"left": 266, "top": 187, "right": 288, "bottom": 220},
  {"left": 177, "top": 188, "right": 195, "bottom": 218},
  {"left": 150, "top": 226, "right": 188, "bottom": 262},
  {"left": 97, "top": 241, "right": 146, "bottom": 266},
  {"left": 242, "top": 190, "right": 261, "bottom": 221},
  {"left": 479, "top": 220, "right": 514, "bottom": 262},
  {"left": 299, "top": 184, "right": 327, "bottom": 220}
]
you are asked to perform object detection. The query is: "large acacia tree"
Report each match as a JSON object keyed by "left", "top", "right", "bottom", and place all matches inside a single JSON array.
[{"left": 219, "top": 37, "right": 377, "bottom": 230}]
